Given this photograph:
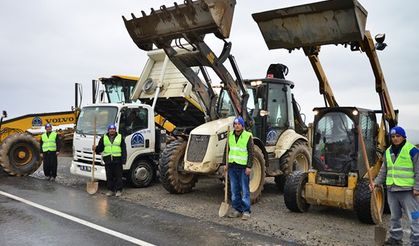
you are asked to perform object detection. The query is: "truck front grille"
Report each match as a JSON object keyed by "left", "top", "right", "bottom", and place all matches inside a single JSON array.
[{"left": 186, "top": 134, "right": 210, "bottom": 163}]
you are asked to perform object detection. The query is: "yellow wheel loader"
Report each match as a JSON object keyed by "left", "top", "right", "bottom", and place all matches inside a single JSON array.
[
  {"left": 0, "top": 84, "right": 81, "bottom": 176},
  {"left": 124, "top": 0, "right": 311, "bottom": 203},
  {"left": 253, "top": 0, "right": 397, "bottom": 224}
]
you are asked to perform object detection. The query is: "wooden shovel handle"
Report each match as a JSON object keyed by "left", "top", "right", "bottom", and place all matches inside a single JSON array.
[
  {"left": 358, "top": 126, "right": 382, "bottom": 223},
  {"left": 91, "top": 117, "right": 97, "bottom": 181},
  {"left": 224, "top": 126, "right": 230, "bottom": 203}
]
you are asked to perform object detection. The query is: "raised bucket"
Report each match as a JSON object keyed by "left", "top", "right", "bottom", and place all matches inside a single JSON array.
[
  {"left": 252, "top": 0, "right": 368, "bottom": 50},
  {"left": 124, "top": 0, "right": 236, "bottom": 51}
]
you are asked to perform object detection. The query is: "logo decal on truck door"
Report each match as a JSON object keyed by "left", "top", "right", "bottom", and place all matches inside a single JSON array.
[{"left": 131, "top": 133, "right": 145, "bottom": 148}]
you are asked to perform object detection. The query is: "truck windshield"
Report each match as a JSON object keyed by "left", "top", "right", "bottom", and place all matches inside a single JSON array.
[
  {"left": 105, "top": 83, "right": 136, "bottom": 103},
  {"left": 76, "top": 106, "right": 118, "bottom": 135}
]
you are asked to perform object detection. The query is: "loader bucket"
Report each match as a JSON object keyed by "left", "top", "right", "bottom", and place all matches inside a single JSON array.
[
  {"left": 123, "top": 0, "right": 236, "bottom": 51},
  {"left": 252, "top": 0, "right": 367, "bottom": 50}
]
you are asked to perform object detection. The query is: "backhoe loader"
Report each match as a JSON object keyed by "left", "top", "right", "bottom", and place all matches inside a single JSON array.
[
  {"left": 124, "top": 0, "right": 311, "bottom": 202},
  {"left": 253, "top": 0, "right": 397, "bottom": 224}
]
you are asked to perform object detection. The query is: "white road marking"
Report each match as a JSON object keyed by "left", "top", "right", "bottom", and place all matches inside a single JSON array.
[{"left": 0, "top": 190, "right": 155, "bottom": 246}]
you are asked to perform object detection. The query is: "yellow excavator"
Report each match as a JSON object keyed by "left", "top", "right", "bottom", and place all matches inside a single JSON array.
[{"left": 253, "top": 0, "right": 396, "bottom": 224}]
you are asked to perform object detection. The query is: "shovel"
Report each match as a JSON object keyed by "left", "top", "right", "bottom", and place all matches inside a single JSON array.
[
  {"left": 358, "top": 127, "right": 386, "bottom": 244},
  {"left": 219, "top": 126, "right": 230, "bottom": 217},
  {"left": 87, "top": 117, "right": 98, "bottom": 195}
]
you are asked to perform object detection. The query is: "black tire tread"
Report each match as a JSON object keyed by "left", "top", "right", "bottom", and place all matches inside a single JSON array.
[
  {"left": 250, "top": 145, "right": 266, "bottom": 204},
  {"left": 159, "top": 139, "right": 197, "bottom": 194},
  {"left": 283, "top": 171, "right": 310, "bottom": 212},
  {"left": 276, "top": 140, "right": 311, "bottom": 191},
  {"left": 355, "top": 179, "right": 383, "bottom": 224},
  {"left": 0, "top": 133, "right": 42, "bottom": 176}
]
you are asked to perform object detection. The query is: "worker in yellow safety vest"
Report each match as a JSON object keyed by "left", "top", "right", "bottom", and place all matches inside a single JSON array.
[
  {"left": 372, "top": 126, "right": 419, "bottom": 246},
  {"left": 227, "top": 116, "right": 253, "bottom": 221},
  {"left": 93, "top": 123, "right": 126, "bottom": 197},
  {"left": 40, "top": 123, "right": 60, "bottom": 181}
]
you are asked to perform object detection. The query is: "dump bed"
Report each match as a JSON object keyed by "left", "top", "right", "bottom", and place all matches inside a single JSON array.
[{"left": 131, "top": 49, "right": 206, "bottom": 129}]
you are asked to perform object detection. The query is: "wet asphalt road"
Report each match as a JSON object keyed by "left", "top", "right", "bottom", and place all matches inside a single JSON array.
[{"left": 0, "top": 173, "right": 292, "bottom": 246}]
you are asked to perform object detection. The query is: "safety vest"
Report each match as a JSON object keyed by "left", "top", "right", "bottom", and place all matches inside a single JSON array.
[
  {"left": 228, "top": 130, "right": 252, "bottom": 166},
  {"left": 41, "top": 132, "right": 57, "bottom": 152},
  {"left": 103, "top": 134, "right": 122, "bottom": 157},
  {"left": 386, "top": 141, "right": 416, "bottom": 187}
]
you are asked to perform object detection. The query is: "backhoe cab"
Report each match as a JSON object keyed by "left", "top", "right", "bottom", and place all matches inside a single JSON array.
[
  {"left": 253, "top": 0, "right": 396, "bottom": 224},
  {"left": 125, "top": 0, "right": 311, "bottom": 202}
]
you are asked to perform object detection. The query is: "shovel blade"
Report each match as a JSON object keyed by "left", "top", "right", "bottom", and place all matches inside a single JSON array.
[
  {"left": 86, "top": 181, "right": 98, "bottom": 195},
  {"left": 374, "top": 225, "right": 387, "bottom": 245},
  {"left": 218, "top": 202, "right": 230, "bottom": 217}
]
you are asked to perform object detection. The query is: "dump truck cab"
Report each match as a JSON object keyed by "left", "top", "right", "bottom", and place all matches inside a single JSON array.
[
  {"left": 70, "top": 102, "right": 162, "bottom": 188},
  {"left": 70, "top": 73, "right": 174, "bottom": 188}
]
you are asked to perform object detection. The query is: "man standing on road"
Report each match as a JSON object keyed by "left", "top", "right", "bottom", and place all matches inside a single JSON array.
[
  {"left": 227, "top": 116, "right": 253, "bottom": 220},
  {"left": 93, "top": 124, "right": 126, "bottom": 197},
  {"left": 371, "top": 126, "right": 419, "bottom": 246},
  {"left": 40, "top": 123, "right": 60, "bottom": 181}
]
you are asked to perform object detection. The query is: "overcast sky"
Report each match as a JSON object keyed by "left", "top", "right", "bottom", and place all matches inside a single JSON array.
[{"left": 1, "top": 0, "right": 418, "bottom": 143}]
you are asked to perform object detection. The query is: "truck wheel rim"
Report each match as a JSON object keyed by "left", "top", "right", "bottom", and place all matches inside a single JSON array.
[{"left": 134, "top": 167, "right": 148, "bottom": 181}]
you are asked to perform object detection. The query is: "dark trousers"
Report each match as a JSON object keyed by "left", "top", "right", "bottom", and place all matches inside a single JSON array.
[
  {"left": 105, "top": 160, "right": 123, "bottom": 192},
  {"left": 228, "top": 165, "right": 251, "bottom": 213},
  {"left": 43, "top": 151, "right": 57, "bottom": 178}
]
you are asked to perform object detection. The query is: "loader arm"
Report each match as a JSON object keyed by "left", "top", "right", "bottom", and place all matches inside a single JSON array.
[
  {"left": 360, "top": 31, "right": 397, "bottom": 128},
  {"left": 303, "top": 46, "right": 339, "bottom": 107},
  {"left": 123, "top": 0, "right": 252, "bottom": 125}
]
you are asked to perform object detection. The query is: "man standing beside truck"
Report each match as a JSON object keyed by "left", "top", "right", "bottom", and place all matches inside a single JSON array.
[
  {"left": 94, "top": 124, "right": 127, "bottom": 197},
  {"left": 40, "top": 123, "right": 60, "bottom": 181},
  {"left": 227, "top": 117, "right": 253, "bottom": 220},
  {"left": 372, "top": 126, "right": 419, "bottom": 246}
]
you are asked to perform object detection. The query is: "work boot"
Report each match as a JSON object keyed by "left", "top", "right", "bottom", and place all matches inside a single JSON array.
[
  {"left": 115, "top": 191, "right": 122, "bottom": 197},
  {"left": 106, "top": 191, "right": 115, "bottom": 197},
  {"left": 227, "top": 210, "right": 241, "bottom": 218},
  {"left": 383, "top": 237, "right": 402, "bottom": 246},
  {"left": 241, "top": 212, "right": 250, "bottom": 220}
]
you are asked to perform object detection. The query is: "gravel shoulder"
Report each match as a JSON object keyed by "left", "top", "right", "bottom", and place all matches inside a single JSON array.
[{"left": 28, "top": 157, "right": 407, "bottom": 246}]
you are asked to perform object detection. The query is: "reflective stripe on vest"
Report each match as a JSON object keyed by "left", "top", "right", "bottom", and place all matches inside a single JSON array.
[
  {"left": 41, "top": 132, "right": 57, "bottom": 152},
  {"left": 103, "top": 134, "right": 122, "bottom": 157},
  {"left": 228, "top": 130, "right": 252, "bottom": 166},
  {"left": 386, "top": 141, "right": 416, "bottom": 187}
]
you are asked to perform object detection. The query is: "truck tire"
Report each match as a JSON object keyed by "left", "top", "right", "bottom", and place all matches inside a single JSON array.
[
  {"left": 0, "top": 133, "right": 42, "bottom": 176},
  {"left": 354, "top": 179, "right": 384, "bottom": 224},
  {"left": 276, "top": 140, "right": 311, "bottom": 191},
  {"left": 159, "top": 138, "right": 197, "bottom": 194},
  {"left": 128, "top": 159, "right": 156, "bottom": 188},
  {"left": 283, "top": 171, "right": 310, "bottom": 212},
  {"left": 250, "top": 145, "right": 266, "bottom": 204}
]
